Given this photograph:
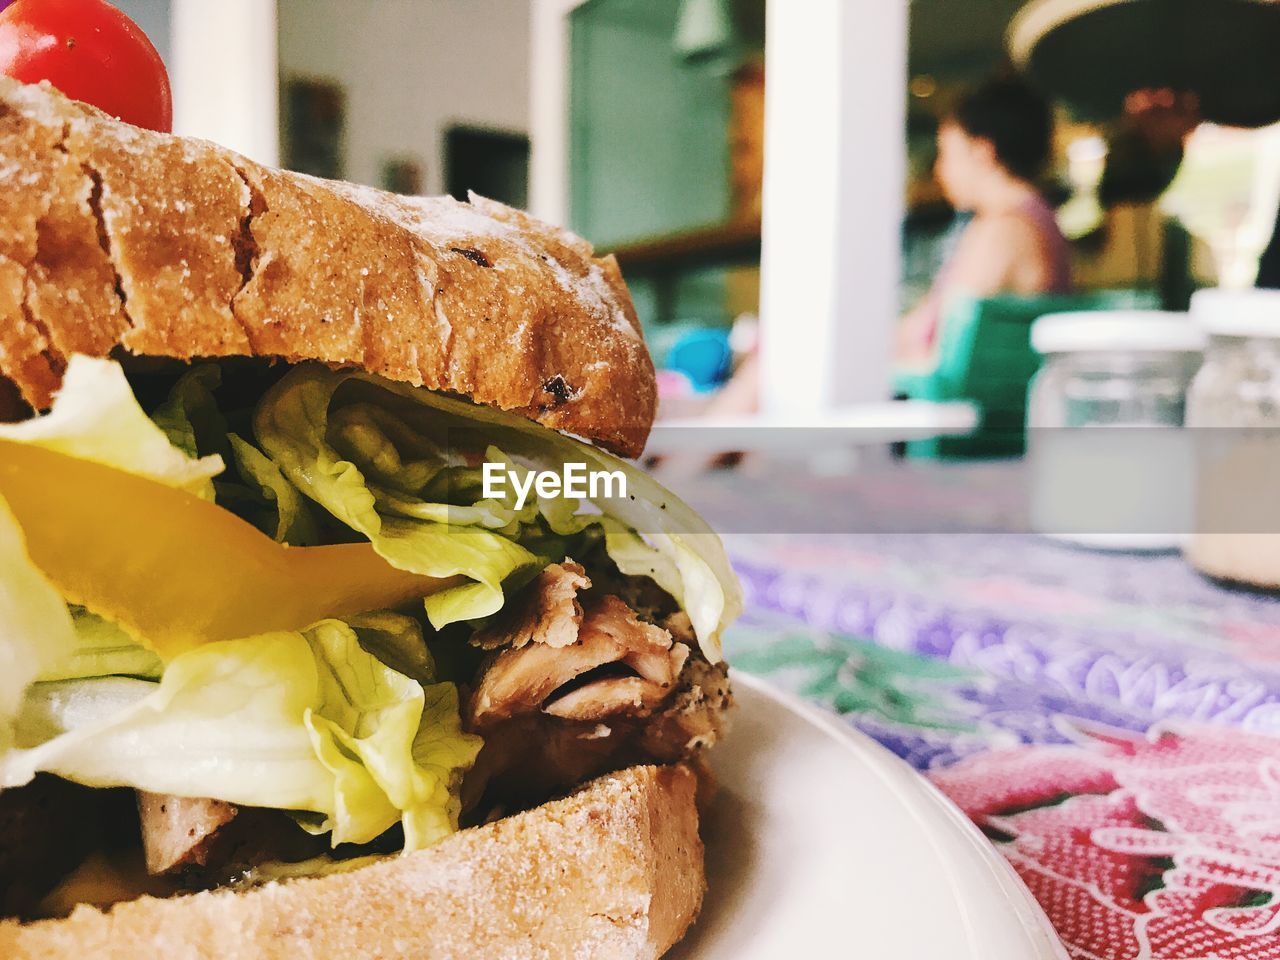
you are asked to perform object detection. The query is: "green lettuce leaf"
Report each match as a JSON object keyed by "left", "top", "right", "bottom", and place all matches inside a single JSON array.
[
  {"left": 0, "top": 497, "right": 76, "bottom": 753},
  {"left": 303, "top": 621, "right": 478, "bottom": 849},
  {"left": 1, "top": 621, "right": 480, "bottom": 851},
  {"left": 228, "top": 434, "right": 320, "bottom": 545},
  {"left": 0, "top": 355, "right": 223, "bottom": 497},
  {"left": 255, "top": 366, "right": 740, "bottom": 659},
  {"left": 348, "top": 611, "right": 436, "bottom": 685},
  {"left": 404, "top": 682, "right": 480, "bottom": 848},
  {"left": 150, "top": 363, "right": 229, "bottom": 462},
  {"left": 38, "top": 610, "right": 163, "bottom": 682},
  {"left": 254, "top": 369, "right": 544, "bottom": 628},
  {"left": 151, "top": 365, "right": 318, "bottom": 544}
]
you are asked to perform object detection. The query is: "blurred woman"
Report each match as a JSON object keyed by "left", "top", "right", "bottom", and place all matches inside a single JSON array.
[
  {"left": 897, "top": 76, "right": 1072, "bottom": 367},
  {"left": 1073, "top": 89, "right": 1200, "bottom": 307}
]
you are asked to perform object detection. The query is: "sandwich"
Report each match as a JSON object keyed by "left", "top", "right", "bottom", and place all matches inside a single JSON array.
[{"left": 0, "top": 77, "right": 739, "bottom": 959}]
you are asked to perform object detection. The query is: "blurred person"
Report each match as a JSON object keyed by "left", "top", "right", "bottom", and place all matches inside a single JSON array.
[
  {"left": 1103, "top": 89, "right": 1200, "bottom": 202},
  {"left": 1074, "top": 89, "right": 1200, "bottom": 306},
  {"left": 896, "top": 76, "right": 1072, "bottom": 367},
  {"left": 705, "top": 74, "right": 1073, "bottom": 416}
]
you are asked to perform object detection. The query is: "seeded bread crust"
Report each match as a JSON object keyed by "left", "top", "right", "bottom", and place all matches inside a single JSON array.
[
  {"left": 0, "top": 764, "right": 704, "bottom": 960},
  {"left": 0, "top": 78, "right": 655, "bottom": 457}
]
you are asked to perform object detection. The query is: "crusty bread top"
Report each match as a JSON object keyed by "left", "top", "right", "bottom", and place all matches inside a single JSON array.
[
  {"left": 0, "top": 78, "right": 655, "bottom": 457},
  {"left": 0, "top": 764, "right": 704, "bottom": 960}
]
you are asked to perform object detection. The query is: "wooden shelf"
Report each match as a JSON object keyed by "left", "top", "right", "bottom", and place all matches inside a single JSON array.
[{"left": 608, "top": 217, "right": 762, "bottom": 274}]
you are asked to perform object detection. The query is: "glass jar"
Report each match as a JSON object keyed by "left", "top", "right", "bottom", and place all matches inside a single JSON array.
[
  {"left": 1186, "top": 290, "right": 1280, "bottom": 427},
  {"left": 1027, "top": 311, "right": 1205, "bottom": 549},
  {"left": 1028, "top": 312, "right": 1206, "bottom": 429},
  {"left": 1184, "top": 289, "right": 1280, "bottom": 586}
]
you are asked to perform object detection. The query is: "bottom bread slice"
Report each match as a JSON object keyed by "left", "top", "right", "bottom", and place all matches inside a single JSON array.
[{"left": 0, "top": 764, "right": 704, "bottom": 960}]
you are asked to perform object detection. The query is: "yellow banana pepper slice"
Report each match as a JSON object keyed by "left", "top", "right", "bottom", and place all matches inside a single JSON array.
[{"left": 0, "top": 440, "right": 458, "bottom": 658}]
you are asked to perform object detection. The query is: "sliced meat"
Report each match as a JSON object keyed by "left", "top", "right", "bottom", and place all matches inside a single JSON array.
[
  {"left": 641, "top": 656, "right": 733, "bottom": 758},
  {"left": 543, "top": 676, "right": 675, "bottom": 720},
  {"left": 137, "top": 793, "right": 322, "bottom": 881},
  {"left": 468, "top": 595, "right": 687, "bottom": 728},
  {"left": 461, "top": 567, "right": 731, "bottom": 816},
  {"left": 468, "top": 627, "right": 624, "bottom": 725},
  {"left": 662, "top": 610, "right": 696, "bottom": 645},
  {"left": 463, "top": 655, "right": 731, "bottom": 813},
  {"left": 461, "top": 714, "right": 626, "bottom": 813},
  {"left": 137, "top": 793, "right": 238, "bottom": 875},
  {"left": 581, "top": 595, "right": 688, "bottom": 686},
  {"left": 471, "top": 560, "right": 590, "bottom": 650},
  {"left": 541, "top": 596, "right": 690, "bottom": 720}
]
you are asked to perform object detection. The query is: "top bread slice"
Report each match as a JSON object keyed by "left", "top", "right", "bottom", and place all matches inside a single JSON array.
[
  {"left": 0, "top": 764, "right": 704, "bottom": 960},
  {"left": 0, "top": 78, "right": 655, "bottom": 457}
]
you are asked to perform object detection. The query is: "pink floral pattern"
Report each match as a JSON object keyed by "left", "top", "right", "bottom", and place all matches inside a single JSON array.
[
  {"left": 931, "top": 724, "right": 1280, "bottom": 959},
  {"left": 725, "top": 530, "right": 1280, "bottom": 956}
]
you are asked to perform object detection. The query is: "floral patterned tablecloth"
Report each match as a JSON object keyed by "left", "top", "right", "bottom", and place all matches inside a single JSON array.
[{"left": 723, "top": 533, "right": 1280, "bottom": 960}]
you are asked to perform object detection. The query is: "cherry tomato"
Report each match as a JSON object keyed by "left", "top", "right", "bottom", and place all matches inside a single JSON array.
[{"left": 0, "top": 0, "right": 172, "bottom": 131}]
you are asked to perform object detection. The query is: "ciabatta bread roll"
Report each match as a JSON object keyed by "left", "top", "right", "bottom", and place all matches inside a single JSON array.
[
  {"left": 0, "top": 765, "right": 704, "bottom": 960},
  {"left": 0, "top": 77, "right": 655, "bottom": 457}
]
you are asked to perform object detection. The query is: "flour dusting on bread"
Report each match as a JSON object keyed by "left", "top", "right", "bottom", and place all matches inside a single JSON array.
[{"left": 0, "top": 77, "right": 655, "bottom": 456}]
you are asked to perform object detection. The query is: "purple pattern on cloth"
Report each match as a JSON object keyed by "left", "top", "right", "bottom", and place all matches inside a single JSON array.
[{"left": 726, "top": 533, "right": 1280, "bottom": 765}]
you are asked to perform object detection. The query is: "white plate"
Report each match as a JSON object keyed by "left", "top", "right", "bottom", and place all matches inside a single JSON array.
[{"left": 670, "top": 673, "right": 1068, "bottom": 959}]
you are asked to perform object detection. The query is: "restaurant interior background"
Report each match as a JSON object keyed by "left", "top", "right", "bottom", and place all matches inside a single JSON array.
[{"left": 120, "top": 0, "right": 1280, "bottom": 447}]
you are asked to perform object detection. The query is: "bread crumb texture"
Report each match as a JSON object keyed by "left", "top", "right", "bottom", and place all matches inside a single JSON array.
[
  {"left": 0, "top": 78, "right": 655, "bottom": 456},
  {"left": 0, "top": 765, "right": 704, "bottom": 960}
]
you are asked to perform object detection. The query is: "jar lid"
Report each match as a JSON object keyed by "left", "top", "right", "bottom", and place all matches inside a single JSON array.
[
  {"left": 1030, "top": 310, "right": 1207, "bottom": 355},
  {"left": 1190, "top": 288, "right": 1280, "bottom": 337}
]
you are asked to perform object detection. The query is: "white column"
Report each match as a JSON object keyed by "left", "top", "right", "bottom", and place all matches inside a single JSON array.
[
  {"left": 170, "top": 0, "right": 279, "bottom": 166},
  {"left": 529, "top": 0, "right": 590, "bottom": 223},
  {"left": 759, "top": 0, "right": 908, "bottom": 416}
]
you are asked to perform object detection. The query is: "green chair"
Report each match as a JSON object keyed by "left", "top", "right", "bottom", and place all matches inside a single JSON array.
[{"left": 893, "top": 290, "right": 1160, "bottom": 459}]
